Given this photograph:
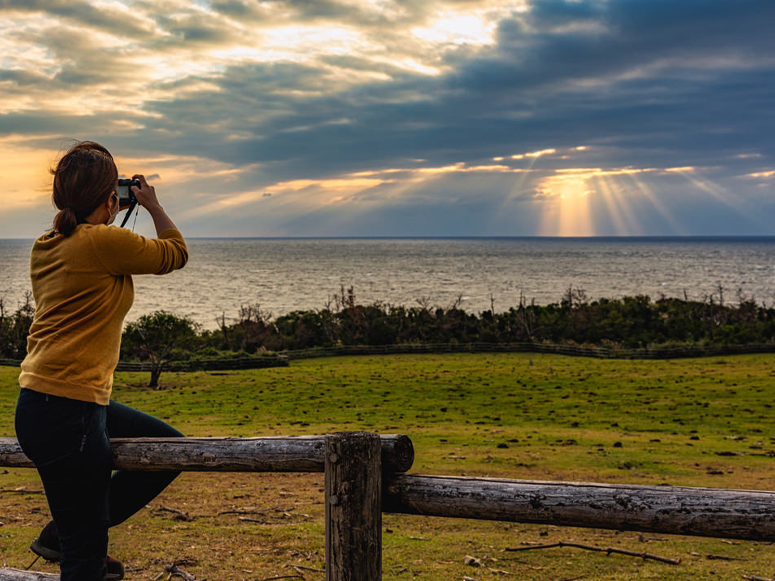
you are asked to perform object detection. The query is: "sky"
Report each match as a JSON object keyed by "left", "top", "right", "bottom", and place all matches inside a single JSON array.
[{"left": 0, "top": 0, "right": 773, "bottom": 238}]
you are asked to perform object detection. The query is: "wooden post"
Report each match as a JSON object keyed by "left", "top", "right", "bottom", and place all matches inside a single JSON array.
[{"left": 325, "top": 432, "right": 382, "bottom": 581}]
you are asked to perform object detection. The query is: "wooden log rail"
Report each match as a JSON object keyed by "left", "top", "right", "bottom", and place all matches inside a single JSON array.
[
  {"left": 383, "top": 474, "right": 775, "bottom": 541},
  {"left": 0, "top": 434, "right": 414, "bottom": 474}
]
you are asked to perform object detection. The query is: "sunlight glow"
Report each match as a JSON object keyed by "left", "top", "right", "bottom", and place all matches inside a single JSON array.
[
  {"left": 263, "top": 25, "right": 366, "bottom": 56},
  {"left": 526, "top": 148, "right": 556, "bottom": 158},
  {"left": 0, "top": 137, "right": 61, "bottom": 209},
  {"left": 413, "top": 13, "right": 495, "bottom": 45},
  {"left": 534, "top": 166, "right": 687, "bottom": 236},
  {"left": 664, "top": 166, "right": 696, "bottom": 172},
  {"left": 538, "top": 172, "right": 594, "bottom": 236},
  {"left": 350, "top": 162, "right": 530, "bottom": 178}
]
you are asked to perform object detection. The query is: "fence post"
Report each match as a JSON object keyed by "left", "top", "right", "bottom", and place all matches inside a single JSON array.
[{"left": 325, "top": 432, "right": 382, "bottom": 581}]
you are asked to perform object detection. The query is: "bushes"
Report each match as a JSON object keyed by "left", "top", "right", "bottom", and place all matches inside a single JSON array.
[
  {"left": 0, "top": 293, "right": 34, "bottom": 359},
  {"left": 202, "top": 289, "right": 775, "bottom": 352},
  {"left": 5, "top": 286, "right": 775, "bottom": 367}
]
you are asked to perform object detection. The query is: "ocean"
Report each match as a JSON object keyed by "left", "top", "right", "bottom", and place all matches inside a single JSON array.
[{"left": 2, "top": 237, "right": 775, "bottom": 329}]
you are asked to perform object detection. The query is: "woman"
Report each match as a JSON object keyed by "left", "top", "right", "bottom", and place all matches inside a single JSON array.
[{"left": 14, "top": 141, "right": 189, "bottom": 581}]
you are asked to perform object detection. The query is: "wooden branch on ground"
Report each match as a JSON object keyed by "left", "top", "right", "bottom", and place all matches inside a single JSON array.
[
  {"left": 742, "top": 575, "right": 775, "bottom": 581},
  {"left": 153, "top": 505, "right": 193, "bottom": 521},
  {"left": 0, "top": 434, "right": 414, "bottom": 474},
  {"left": 165, "top": 564, "right": 198, "bottom": 580},
  {"left": 706, "top": 554, "right": 746, "bottom": 561},
  {"left": 504, "top": 542, "right": 680, "bottom": 565},
  {"left": 291, "top": 564, "right": 325, "bottom": 573},
  {"left": 0, "top": 486, "right": 44, "bottom": 495}
]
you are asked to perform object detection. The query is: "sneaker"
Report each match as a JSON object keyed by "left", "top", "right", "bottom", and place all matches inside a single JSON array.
[
  {"left": 29, "top": 520, "right": 60, "bottom": 562},
  {"left": 105, "top": 556, "right": 125, "bottom": 581},
  {"left": 31, "top": 520, "right": 125, "bottom": 580}
]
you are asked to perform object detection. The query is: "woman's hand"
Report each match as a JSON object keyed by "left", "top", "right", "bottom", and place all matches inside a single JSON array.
[
  {"left": 130, "top": 174, "right": 178, "bottom": 235},
  {"left": 130, "top": 174, "right": 161, "bottom": 211}
]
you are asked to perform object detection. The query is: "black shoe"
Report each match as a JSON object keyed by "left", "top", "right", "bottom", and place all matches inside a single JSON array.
[
  {"left": 31, "top": 520, "right": 125, "bottom": 580},
  {"left": 30, "top": 520, "right": 60, "bottom": 562}
]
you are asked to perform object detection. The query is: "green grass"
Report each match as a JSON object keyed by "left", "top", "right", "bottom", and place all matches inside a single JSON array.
[{"left": 2, "top": 353, "right": 775, "bottom": 580}]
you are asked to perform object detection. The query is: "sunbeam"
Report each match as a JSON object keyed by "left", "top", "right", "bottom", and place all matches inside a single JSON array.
[
  {"left": 622, "top": 174, "right": 687, "bottom": 235},
  {"left": 666, "top": 167, "right": 763, "bottom": 228},
  {"left": 591, "top": 174, "right": 641, "bottom": 235}
]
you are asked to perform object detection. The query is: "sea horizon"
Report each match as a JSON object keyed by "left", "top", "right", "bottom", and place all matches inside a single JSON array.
[{"left": 3, "top": 236, "right": 775, "bottom": 328}]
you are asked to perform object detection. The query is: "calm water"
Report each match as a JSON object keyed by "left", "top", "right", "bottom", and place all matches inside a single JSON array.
[{"left": 2, "top": 237, "right": 775, "bottom": 328}]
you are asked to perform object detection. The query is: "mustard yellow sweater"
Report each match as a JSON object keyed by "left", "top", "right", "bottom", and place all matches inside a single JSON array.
[{"left": 19, "top": 224, "right": 188, "bottom": 405}]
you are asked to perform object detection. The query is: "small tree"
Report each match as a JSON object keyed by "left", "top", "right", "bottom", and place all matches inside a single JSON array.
[
  {"left": 0, "top": 292, "right": 35, "bottom": 359},
  {"left": 122, "top": 311, "right": 200, "bottom": 388}
]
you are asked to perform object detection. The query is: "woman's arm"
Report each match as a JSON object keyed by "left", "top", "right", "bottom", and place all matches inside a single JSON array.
[
  {"left": 131, "top": 174, "right": 178, "bottom": 236},
  {"left": 91, "top": 175, "right": 188, "bottom": 275}
]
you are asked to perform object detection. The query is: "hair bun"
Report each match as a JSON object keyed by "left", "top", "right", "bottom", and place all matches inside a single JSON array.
[{"left": 53, "top": 207, "right": 79, "bottom": 237}]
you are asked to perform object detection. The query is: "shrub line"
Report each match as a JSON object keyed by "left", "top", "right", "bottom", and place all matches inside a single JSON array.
[{"left": 5, "top": 340, "right": 775, "bottom": 371}]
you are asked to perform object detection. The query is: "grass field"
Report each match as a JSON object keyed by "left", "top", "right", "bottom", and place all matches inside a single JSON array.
[{"left": 2, "top": 352, "right": 775, "bottom": 580}]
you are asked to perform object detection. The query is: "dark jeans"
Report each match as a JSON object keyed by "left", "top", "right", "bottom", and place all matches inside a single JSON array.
[{"left": 15, "top": 388, "right": 183, "bottom": 581}]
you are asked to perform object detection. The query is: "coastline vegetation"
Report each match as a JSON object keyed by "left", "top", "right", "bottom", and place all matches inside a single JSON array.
[{"left": 3, "top": 285, "right": 775, "bottom": 367}]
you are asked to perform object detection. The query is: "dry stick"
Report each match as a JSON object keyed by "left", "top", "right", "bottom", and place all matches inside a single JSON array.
[
  {"left": 0, "top": 487, "right": 44, "bottom": 495},
  {"left": 218, "top": 509, "right": 267, "bottom": 516},
  {"left": 237, "top": 516, "right": 300, "bottom": 525},
  {"left": 165, "top": 564, "right": 198, "bottom": 580},
  {"left": 23, "top": 556, "right": 41, "bottom": 571},
  {"left": 707, "top": 554, "right": 747, "bottom": 561},
  {"left": 505, "top": 542, "right": 681, "bottom": 565},
  {"left": 742, "top": 576, "right": 775, "bottom": 581},
  {"left": 292, "top": 564, "right": 325, "bottom": 574},
  {"left": 155, "top": 505, "right": 193, "bottom": 521}
]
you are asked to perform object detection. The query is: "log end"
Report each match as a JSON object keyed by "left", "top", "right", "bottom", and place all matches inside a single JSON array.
[{"left": 382, "top": 434, "right": 414, "bottom": 473}]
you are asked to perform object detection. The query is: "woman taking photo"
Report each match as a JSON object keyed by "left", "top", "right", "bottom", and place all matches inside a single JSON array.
[{"left": 15, "top": 141, "right": 189, "bottom": 580}]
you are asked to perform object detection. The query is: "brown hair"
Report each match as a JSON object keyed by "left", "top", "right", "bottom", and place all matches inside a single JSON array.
[{"left": 51, "top": 141, "right": 118, "bottom": 236}]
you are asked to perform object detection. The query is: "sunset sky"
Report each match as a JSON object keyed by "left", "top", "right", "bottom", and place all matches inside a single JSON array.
[{"left": 0, "top": 0, "right": 773, "bottom": 238}]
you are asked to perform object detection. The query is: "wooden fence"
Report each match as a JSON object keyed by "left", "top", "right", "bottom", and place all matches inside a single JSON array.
[
  {"left": 3, "top": 432, "right": 775, "bottom": 580},
  {"left": 4, "top": 341, "right": 775, "bottom": 373},
  {"left": 279, "top": 341, "right": 775, "bottom": 360}
]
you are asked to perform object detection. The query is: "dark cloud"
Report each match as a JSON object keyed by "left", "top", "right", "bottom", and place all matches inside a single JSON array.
[
  {"left": 0, "top": 0, "right": 153, "bottom": 38},
  {"left": 151, "top": 12, "right": 244, "bottom": 46},
  {"left": 527, "top": 0, "right": 603, "bottom": 27}
]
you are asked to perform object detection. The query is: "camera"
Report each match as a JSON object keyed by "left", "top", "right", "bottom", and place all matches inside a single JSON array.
[{"left": 116, "top": 179, "right": 140, "bottom": 206}]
